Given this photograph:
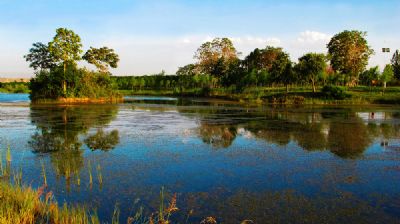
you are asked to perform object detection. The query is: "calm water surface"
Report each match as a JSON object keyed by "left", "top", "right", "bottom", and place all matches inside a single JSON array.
[{"left": 0, "top": 94, "right": 399, "bottom": 223}]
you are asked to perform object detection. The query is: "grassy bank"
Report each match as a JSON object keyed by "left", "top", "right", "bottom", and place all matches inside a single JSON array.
[{"left": 119, "top": 86, "right": 400, "bottom": 105}]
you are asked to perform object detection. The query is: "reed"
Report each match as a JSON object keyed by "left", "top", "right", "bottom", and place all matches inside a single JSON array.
[
  {"left": 88, "top": 160, "right": 93, "bottom": 188},
  {"left": 0, "top": 181, "right": 100, "bottom": 224},
  {"left": 0, "top": 150, "right": 3, "bottom": 176},
  {"left": 41, "top": 160, "right": 47, "bottom": 186},
  {"left": 6, "top": 145, "right": 11, "bottom": 164},
  {"left": 76, "top": 170, "right": 81, "bottom": 186},
  {"left": 96, "top": 164, "right": 103, "bottom": 186},
  {"left": 112, "top": 204, "right": 120, "bottom": 224}
]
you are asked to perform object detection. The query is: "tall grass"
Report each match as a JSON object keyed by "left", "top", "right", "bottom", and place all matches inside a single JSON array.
[
  {"left": 88, "top": 160, "right": 93, "bottom": 188},
  {"left": 96, "top": 164, "right": 103, "bottom": 186},
  {"left": 0, "top": 181, "right": 100, "bottom": 224},
  {"left": 41, "top": 160, "right": 47, "bottom": 186}
]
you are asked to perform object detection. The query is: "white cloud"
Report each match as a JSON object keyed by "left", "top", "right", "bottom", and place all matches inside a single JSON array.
[{"left": 297, "top": 31, "right": 331, "bottom": 43}]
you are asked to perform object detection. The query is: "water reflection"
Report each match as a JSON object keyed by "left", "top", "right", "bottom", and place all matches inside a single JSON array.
[
  {"left": 18, "top": 100, "right": 400, "bottom": 222},
  {"left": 28, "top": 105, "right": 120, "bottom": 188},
  {"left": 85, "top": 129, "right": 119, "bottom": 151},
  {"left": 176, "top": 105, "right": 400, "bottom": 158}
]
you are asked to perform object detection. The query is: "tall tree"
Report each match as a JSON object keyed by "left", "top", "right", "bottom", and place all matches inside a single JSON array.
[
  {"left": 380, "top": 64, "right": 394, "bottom": 88},
  {"left": 327, "top": 30, "right": 374, "bottom": 85},
  {"left": 391, "top": 50, "right": 400, "bottom": 80},
  {"left": 48, "top": 28, "right": 83, "bottom": 95},
  {"left": 83, "top": 47, "right": 119, "bottom": 73},
  {"left": 24, "top": 42, "right": 56, "bottom": 71},
  {"left": 269, "top": 50, "right": 294, "bottom": 92},
  {"left": 295, "top": 53, "right": 327, "bottom": 93},
  {"left": 243, "top": 46, "right": 285, "bottom": 72},
  {"left": 194, "top": 38, "right": 240, "bottom": 79},
  {"left": 359, "top": 66, "right": 379, "bottom": 86}
]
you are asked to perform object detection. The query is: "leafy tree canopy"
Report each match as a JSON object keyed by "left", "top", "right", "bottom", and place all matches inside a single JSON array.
[
  {"left": 48, "top": 28, "right": 83, "bottom": 64},
  {"left": 83, "top": 47, "right": 119, "bottom": 73},
  {"left": 24, "top": 42, "right": 56, "bottom": 70},
  {"left": 391, "top": 50, "right": 400, "bottom": 80},
  {"left": 327, "top": 30, "right": 373, "bottom": 82},
  {"left": 194, "top": 38, "right": 240, "bottom": 77},
  {"left": 295, "top": 53, "right": 327, "bottom": 92},
  {"left": 243, "top": 46, "right": 285, "bottom": 72}
]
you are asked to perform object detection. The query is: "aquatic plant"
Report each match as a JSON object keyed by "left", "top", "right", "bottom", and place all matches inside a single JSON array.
[
  {"left": 88, "top": 160, "right": 93, "bottom": 188},
  {"left": 96, "top": 164, "right": 103, "bottom": 186},
  {"left": 0, "top": 181, "right": 100, "bottom": 224}
]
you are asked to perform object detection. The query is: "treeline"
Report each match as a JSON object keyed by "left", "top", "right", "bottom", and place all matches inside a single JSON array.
[
  {"left": 115, "top": 30, "right": 400, "bottom": 96},
  {"left": 0, "top": 82, "right": 29, "bottom": 93}
]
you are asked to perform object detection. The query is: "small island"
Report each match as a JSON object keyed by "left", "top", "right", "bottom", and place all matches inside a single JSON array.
[{"left": 25, "top": 28, "right": 122, "bottom": 103}]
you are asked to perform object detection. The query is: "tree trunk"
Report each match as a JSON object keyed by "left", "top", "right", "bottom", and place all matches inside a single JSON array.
[
  {"left": 383, "top": 81, "right": 387, "bottom": 89},
  {"left": 286, "top": 84, "right": 289, "bottom": 93},
  {"left": 311, "top": 79, "right": 316, "bottom": 93}
]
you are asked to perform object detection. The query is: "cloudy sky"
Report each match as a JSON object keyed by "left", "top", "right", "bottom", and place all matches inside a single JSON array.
[{"left": 0, "top": 0, "right": 399, "bottom": 77}]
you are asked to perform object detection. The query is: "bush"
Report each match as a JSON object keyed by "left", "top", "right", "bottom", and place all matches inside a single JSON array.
[
  {"left": 29, "top": 64, "right": 119, "bottom": 101},
  {"left": 321, "top": 85, "right": 350, "bottom": 100}
]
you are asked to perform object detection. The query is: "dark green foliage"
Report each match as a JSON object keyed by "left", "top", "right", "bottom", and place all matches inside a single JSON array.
[
  {"left": 321, "top": 85, "right": 350, "bottom": 99},
  {"left": 359, "top": 66, "right": 380, "bottom": 86},
  {"left": 24, "top": 42, "right": 56, "bottom": 70},
  {"left": 26, "top": 28, "right": 119, "bottom": 101},
  {"left": 295, "top": 53, "right": 327, "bottom": 92},
  {"left": 29, "top": 64, "right": 118, "bottom": 100},
  {"left": 83, "top": 47, "right": 119, "bottom": 72},
  {"left": 391, "top": 50, "right": 400, "bottom": 80}
]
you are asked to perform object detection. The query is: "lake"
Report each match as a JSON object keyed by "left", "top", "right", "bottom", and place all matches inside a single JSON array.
[{"left": 0, "top": 93, "right": 399, "bottom": 223}]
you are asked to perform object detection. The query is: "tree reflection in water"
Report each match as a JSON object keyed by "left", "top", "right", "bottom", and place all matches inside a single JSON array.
[
  {"left": 28, "top": 105, "right": 120, "bottom": 189},
  {"left": 85, "top": 129, "right": 119, "bottom": 151},
  {"left": 189, "top": 107, "right": 399, "bottom": 158}
]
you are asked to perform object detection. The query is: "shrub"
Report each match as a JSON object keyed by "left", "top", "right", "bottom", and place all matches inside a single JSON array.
[{"left": 321, "top": 85, "right": 350, "bottom": 100}]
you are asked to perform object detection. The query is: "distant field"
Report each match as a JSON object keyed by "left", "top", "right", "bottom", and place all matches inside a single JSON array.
[{"left": 0, "top": 78, "right": 30, "bottom": 83}]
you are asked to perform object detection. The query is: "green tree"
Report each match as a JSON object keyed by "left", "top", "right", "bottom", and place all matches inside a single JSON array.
[
  {"left": 243, "top": 46, "right": 284, "bottom": 72},
  {"left": 295, "top": 53, "right": 327, "bottom": 93},
  {"left": 327, "top": 30, "right": 374, "bottom": 85},
  {"left": 83, "top": 47, "right": 119, "bottom": 72},
  {"left": 24, "top": 42, "right": 56, "bottom": 70},
  {"left": 269, "top": 50, "right": 294, "bottom": 92},
  {"left": 359, "top": 66, "right": 379, "bottom": 86},
  {"left": 48, "top": 28, "right": 83, "bottom": 95},
  {"left": 380, "top": 64, "right": 394, "bottom": 88},
  {"left": 391, "top": 50, "right": 400, "bottom": 80},
  {"left": 194, "top": 38, "right": 240, "bottom": 79}
]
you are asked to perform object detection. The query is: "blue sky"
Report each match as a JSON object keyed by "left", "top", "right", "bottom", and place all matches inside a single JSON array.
[{"left": 0, "top": 0, "right": 399, "bottom": 77}]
